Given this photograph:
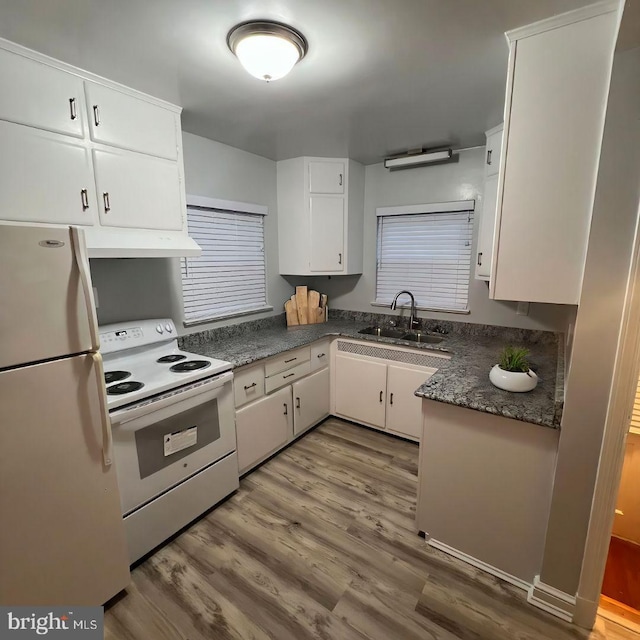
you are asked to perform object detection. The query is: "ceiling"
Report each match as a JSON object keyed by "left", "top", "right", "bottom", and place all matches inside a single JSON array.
[{"left": 0, "top": 0, "right": 597, "bottom": 164}]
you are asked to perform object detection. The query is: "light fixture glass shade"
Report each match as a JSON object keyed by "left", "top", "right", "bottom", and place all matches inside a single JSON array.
[
  {"left": 235, "top": 34, "right": 300, "bottom": 82},
  {"left": 227, "top": 21, "right": 308, "bottom": 82}
]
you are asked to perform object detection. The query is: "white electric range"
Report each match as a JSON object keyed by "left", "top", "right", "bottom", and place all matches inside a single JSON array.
[{"left": 100, "top": 318, "right": 239, "bottom": 563}]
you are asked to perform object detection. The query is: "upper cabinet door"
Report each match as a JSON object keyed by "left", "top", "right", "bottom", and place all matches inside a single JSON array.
[
  {"left": 308, "top": 161, "right": 345, "bottom": 194},
  {"left": 0, "top": 121, "right": 96, "bottom": 226},
  {"left": 309, "top": 196, "right": 344, "bottom": 272},
  {"left": 0, "top": 50, "right": 84, "bottom": 138},
  {"left": 85, "top": 82, "right": 178, "bottom": 160},
  {"left": 93, "top": 148, "right": 183, "bottom": 230},
  {"left": 476, "top": 174, "right": 498, "bottom": 280},
  {"left": 485, "top": 128, "right": 502, "bottom": 177}
]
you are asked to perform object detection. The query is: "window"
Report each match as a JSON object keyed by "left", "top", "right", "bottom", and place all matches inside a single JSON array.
[
  {"left": 375, "top": 201, "right": 475, "bottom": 313},
  {"left": 181, "top": 201, "right": 269, "bottom": 325}
]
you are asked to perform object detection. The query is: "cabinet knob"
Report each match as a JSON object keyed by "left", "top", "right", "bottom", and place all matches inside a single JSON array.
[
  {"left": 477, "top": 252, "right": 483, "bottom": 266},
  {"left": 80, "top": 189, "right": 89, "bottom": 211},
  {"left": 69, "top": 97, "right": 77, "bottom": 121},
  {"left": 93, "top": 105, "right": 101, "bottom": 127},
  {"left": 103, "top": 192, "right": 111, "bottom": 213}
]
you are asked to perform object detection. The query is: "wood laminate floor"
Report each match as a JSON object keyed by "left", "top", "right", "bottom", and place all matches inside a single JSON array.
[{"left": 105, "top": 418, "right": 639, "bottom": 640}]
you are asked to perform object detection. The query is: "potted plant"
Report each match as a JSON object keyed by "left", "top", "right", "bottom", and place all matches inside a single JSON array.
[{"left": 489, "top": 346, "right": 539, "bottom": 392}]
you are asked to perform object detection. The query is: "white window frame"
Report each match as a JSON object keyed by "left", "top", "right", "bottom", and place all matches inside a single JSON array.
[
  {"left": 373, "top": 200, "right": 475, "bottom": 314},
  {"left": 181, "top": 195, "right": 272, "bottom": 326}
]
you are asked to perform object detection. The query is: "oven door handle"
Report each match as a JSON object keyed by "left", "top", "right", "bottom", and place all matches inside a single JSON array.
[
  {"left": 91, "top": 352, "right": 113, "bottom": 466},
  {"left": 110, "top": 370, "right": 234, "bottom": 426}
]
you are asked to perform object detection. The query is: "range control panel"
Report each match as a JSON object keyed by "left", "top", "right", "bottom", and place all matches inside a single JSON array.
[{"left": 99, "top": 319, "right": 177, "bottom": 354}]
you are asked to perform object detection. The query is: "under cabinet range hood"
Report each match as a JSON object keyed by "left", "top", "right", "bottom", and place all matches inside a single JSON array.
[{"left": 85, "top": 228, "right": 201, "bottom": 258}]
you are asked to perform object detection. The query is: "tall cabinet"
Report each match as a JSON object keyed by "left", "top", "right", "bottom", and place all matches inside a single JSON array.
[
  {"left": 277, "top": 157, "right": 364, "bottom": 275},
  {"left": 489, "top": 7, "right": 618, "bottom": 304}
]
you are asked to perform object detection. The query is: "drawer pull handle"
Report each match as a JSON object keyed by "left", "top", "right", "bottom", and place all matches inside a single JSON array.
[
  {"left": 390, "top": 393, "right": 394, "bottom": 405},
  {"left": 283, "top": 403, "right": 288, "bottom": 416},
  {"left": 379, "top": 390, "right": 383, "bottom": 403},
  {"left": 296, "top": 397, "right": 301, "bottom": 409},
  {"left": 338, "top": 253, "right": 342, "bottom": 265},
  {"left": 69, "top": 97, "right": 77, "bottom": 120},
  {"left": 284, "top": 357, "right": 297, "bottom": 363},
  {"left": 243, "top": 382, "right": 257, "bottom": 390},
  {"left": 283, "top": 373, "right": 295, "bottom": 379},
  {"left": 103, "top": 192, "right": 111, "bottom": 212},
  {"left": 80, "top": 189, "right": 89, "bottom": 211},
  {"left": 317, "top": 353, "right": 325, "bottom": 358},
  {"left": 93, "top": 104, "right": 100, "bottom": 126},
  {"left": 477, "top": 252, "right": 482, "bottom": 266},
  {"left": 339, "top": 173, "right": 343, "bottom": 186}
]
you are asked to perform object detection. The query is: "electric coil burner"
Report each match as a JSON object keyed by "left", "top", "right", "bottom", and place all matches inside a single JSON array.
[
  {"left": 170, "top": 360, "right": 211, "bottom": 373},
  {"left": 107, "top": 381, "right": 144, "bottom": 395},
  {"left": 104, "top": 370, "right": 131, "bottom": 384},
  {"left": 157, "top": 354, "right": 187, "bottom": 363}
]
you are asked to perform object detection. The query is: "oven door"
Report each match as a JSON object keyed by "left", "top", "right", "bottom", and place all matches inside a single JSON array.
[{"left": 109, "top": 371, "right": 236, "bottom": 515}]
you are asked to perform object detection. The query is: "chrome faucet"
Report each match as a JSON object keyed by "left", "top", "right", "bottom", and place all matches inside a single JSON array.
[{"left": 390, "top": 290, "right": 419, "bottom": 330}]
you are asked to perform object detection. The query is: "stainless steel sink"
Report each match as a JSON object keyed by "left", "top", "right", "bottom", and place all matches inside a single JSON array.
[
  {"left": 400, "top": 332, "right": 444, "bottom": 344},
  {"left": 358, "top": 326, "right": 444, "bottom": 344},
  {"left": 358, "top": 326, "right": 407, "bottom": 338}
]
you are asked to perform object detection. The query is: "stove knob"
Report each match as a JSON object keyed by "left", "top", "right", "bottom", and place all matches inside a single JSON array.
[
  {"left": 165, "top": 323, "right": 172, "bottom": 333},
  {"left": 156, "top": 324, "right": 163, "bottom": 334}
]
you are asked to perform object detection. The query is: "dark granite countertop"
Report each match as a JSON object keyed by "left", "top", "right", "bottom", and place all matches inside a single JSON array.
[{"left": 180, "top": 311, "right": 564, "bottom": 429}]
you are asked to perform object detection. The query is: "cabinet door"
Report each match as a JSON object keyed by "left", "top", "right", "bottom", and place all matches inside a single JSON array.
[
  {"left": 386, "top": 365, "right": 431, "bottom": 440},
  {"left": 85, "top": 82, "right": 178, "bottom": 160},
  {"left": 93, "top": 148, "right": 183, "bottom": 230},
  {"left": 334, "top": 354, "right": 386, "bottom": 428},
  {"left": 485, "top": 129, "right": 502, "bottom": 177},
  {"left": 308, "top": 161, "right": 345, "bottom": 194},
  {"left": 0, "top": 50, "right": 84, "bottom": 138},
  {"left": 0, "top": 121, "right": 96, "bottom": 225},
  {"left": 235, "top": 386, "right": 293, "bottom": 473},
  {"left": 475, "top": 174, "right": 498, "bottom": 280},
  {"left": 310, "top": 196, "right": 344, "bottom": 272},
  {"left": 293, "top": 368, "right": 330, "bottom": 435},
  {"left": 612, "top": 434, "right": 640, "bottom": 544}
]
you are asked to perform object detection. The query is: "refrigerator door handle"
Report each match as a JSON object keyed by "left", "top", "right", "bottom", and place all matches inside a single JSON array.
[
  {"left": 91, "top": 352, "right": 113, "bottom": 467},
  {"left": 70, "top": 226, "right": 100, "bottom": 351}
]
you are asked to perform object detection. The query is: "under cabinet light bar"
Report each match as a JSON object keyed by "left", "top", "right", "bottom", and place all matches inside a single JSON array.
[{"left": 384, "top": 149, "right": 452, "bottom": 170}]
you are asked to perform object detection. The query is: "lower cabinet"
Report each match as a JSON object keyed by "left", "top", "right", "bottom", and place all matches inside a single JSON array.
[
  {"left": 235, "top": 386, "right": 292, "bottom": 474},
  {"left": 386, "top": 364, "right": 430, "bottom": 440},
  {"left": 234, "top": 342, "right": 330, "bottom": 474},
  {"left": 293, "top": 368, "right": 330, "bottom": 436}
]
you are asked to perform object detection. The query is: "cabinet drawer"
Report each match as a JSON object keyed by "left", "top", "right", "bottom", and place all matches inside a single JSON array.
[
  {"left": 310, "top": 340, "right": 330, "bottom": 372},
  {"left": 234, "top": 364, "right": 265, "bottom": 408},
  {"left": 264, "top": 347, "right": 310, "bottom": 377},
  {"left": 85, "top": 81, "right": 178, "bottom": 160},
  {"left": 265, "top": 361, "right": 311, "bottom": 394}
]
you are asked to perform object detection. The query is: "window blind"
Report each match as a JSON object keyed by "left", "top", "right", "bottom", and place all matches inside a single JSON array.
[
  {"left": 375, "top": 209, "right": 474, "bottom": 312},
  {"left": 630, "top": 374, "right": 640, "bottom": 434},
  {"left": 181, "top": 206, "right": 267, "bottom": 324}
]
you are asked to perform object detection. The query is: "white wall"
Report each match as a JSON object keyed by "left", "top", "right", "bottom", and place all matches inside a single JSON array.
[
  {"left": 91, "top": 132, "right": 294, "bottom": 334},
  {"left": 308, "top": 147, "right": 576, "bottom": 332}
]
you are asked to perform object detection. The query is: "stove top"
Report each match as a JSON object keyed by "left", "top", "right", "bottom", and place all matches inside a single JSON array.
[{"left": 100, "top": 319, "right": 232, "bottom": 411}]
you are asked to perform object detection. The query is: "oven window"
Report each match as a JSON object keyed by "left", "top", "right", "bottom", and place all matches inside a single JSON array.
[{"left": 134, "top": 399, "right": 220, "bottom": 479}]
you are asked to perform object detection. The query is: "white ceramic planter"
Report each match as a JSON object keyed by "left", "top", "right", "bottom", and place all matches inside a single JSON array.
[{"left": 489, "top": 364, "right": 538, "bottom": 392}]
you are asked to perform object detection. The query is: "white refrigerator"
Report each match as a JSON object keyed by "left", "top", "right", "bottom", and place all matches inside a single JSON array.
[{"left": 0, "top": 224, "right": 130, "bottom": 605}]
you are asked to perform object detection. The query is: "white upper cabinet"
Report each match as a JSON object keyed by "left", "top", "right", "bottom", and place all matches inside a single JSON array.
[
  {"left": 484, "top": 126, "right": 502, "bottom": 178},
  {"left": 277, "top": 156, "right": 364, "bottom": 276},
  {"left": 0, "top": 121, "right": 96, "bottom": 226},
  {"left": 0, "top": 50, "right": 84, "bottom": 138},
  {"left": 84, "top": 82, "right": 178, "bottom": 160},
  {"left": 490, "top": 8, "right": 618, "bottom": 304},
  {"left": 308, "top": 160, "right": 345, "bottom": 194},
  {"left": 93, "top": 148, "right": 183, "bottom": 230}
]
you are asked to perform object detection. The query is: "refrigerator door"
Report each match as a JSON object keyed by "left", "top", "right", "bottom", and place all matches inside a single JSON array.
[
  {"left": 0, "top": 224, "right": 99, "bottom": 369},
  {"left": 0, "top": 354, "right": 130, "bottom": 605}
]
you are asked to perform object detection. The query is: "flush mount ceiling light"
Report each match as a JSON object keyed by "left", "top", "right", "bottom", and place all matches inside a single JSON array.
[
  {"left": 227, "top": 20, "right": 308, "bottom": 82},
  {"left": 384, "top": 149, "right": 453, "bottom": 170}
]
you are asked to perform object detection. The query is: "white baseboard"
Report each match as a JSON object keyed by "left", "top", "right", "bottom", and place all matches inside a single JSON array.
[
  {"left": 527, "top": 575, "right": 576, "bottom": 623},
  {"left": 427, "top": 538, "right": 531, "bottom": 592}
]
